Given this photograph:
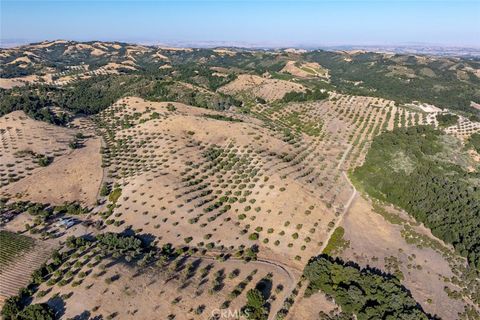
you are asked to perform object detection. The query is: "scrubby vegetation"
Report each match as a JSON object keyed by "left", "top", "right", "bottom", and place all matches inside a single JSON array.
[
  {"left": 281, "top": 88, "right": 329, "bottom": 103},
  {"left": 203, "top": 114, "right": 243, "bottom": 122},
  {"left": 322, "top": 227, "right": 349, "bottom": 255},
  {"left": 436, "top": 113, "right": 459, "bottom": 127}
]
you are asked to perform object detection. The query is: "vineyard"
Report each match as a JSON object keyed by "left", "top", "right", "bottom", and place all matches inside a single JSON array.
[
  {"left": 0, "top": 230, "right": 34, "bottom": 269},
  {"left": 0, "top": 231, "right": 55, "bottom": 305}
]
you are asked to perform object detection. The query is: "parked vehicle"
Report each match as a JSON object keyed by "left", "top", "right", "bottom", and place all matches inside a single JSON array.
[{"left": 55, "top": 217, "right": 77, "bottom": 229}]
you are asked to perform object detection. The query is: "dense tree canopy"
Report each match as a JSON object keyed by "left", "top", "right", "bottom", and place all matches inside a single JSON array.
[
  {"left": 282, "top": 88, "right": 329, "bottom": 103},
  {"left": 353, "top": 126, "right": 480, "bottom": 267},
  {"left": 436, "top": 113, "right": 459, "bottom": 127},
  {"left": 0, "top": 88, "right": 68, "bottom": 125},
  {"left": 468, "top": 132, "right": 480, "bottom": 153},
  {"left": 303, "top": 255, "right": 429, "bottom": 320},
  {"left": 1, "top": 298, "right": 54, "bottom": 320}
]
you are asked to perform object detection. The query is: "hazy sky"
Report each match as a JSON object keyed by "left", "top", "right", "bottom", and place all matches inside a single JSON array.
[{"left": 1, "top": 0, "right": 479, "bottom": 47}]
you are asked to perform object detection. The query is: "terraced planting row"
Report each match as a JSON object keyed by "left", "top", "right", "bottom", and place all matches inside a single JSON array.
[{"left": 0, "top": 231, "right": 56, "bottom": 304}]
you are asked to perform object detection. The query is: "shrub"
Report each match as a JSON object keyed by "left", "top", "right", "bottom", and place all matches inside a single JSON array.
[{"left": 242, "top": 289, "right": 268, "bottom": 320}]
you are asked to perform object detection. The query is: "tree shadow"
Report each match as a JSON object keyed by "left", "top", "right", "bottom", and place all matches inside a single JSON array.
[
  {"left": 71, "top": 310, "right": 91, "bottom": 320},
  {"left": 47, "top": 295, "right": 66, "bottom": 319}
]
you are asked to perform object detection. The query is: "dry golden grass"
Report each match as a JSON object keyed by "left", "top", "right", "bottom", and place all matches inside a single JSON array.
[
  {"left": 218, "top": 74, "right": 306, "bottom": 101},
  {"left": 2, "top": 137, "right": 102, "bottom": 206},
  {"left": 0, "top": 111, "right": 102, "bottom": 206},
  {"left": 32, "top": 243, "right": 293, "bottom": 320},
  {"left": 339, "top": 196, "right": 469, "bottom": 319},
  {"left": 96, "top": 97, "right": 340, "bottom": 269},
  {"left": 280, "top": 61, "right": 329, "bottom": 79}
]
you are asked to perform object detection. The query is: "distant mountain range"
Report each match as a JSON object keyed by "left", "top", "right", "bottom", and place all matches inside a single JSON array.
[
  {"left": 2, "top": 39, "right": 479, "bottom": 57},
  {"left": 320, "top": 45, "right": 480, "bottom": 58}
]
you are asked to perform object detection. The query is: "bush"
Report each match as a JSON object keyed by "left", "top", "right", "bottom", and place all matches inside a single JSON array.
[
  {"left": 36, "top": 155, "right": 53, "bottom": 167},
  {"left": 242, "top": 288, "right": 268, "bottom": 320},
  {"left": 249, "top": 233, "right": 259, "bottom": 241},
  {"left": 99, "top": 183, "right": 110, "bottom": 197},
  {"left": 108, "top": 188, "right": 122, "bottom": 203}
]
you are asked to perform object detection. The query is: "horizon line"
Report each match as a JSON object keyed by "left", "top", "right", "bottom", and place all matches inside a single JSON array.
[{"left": 2, "top": 38, "right": 480, "bottom": 50}]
